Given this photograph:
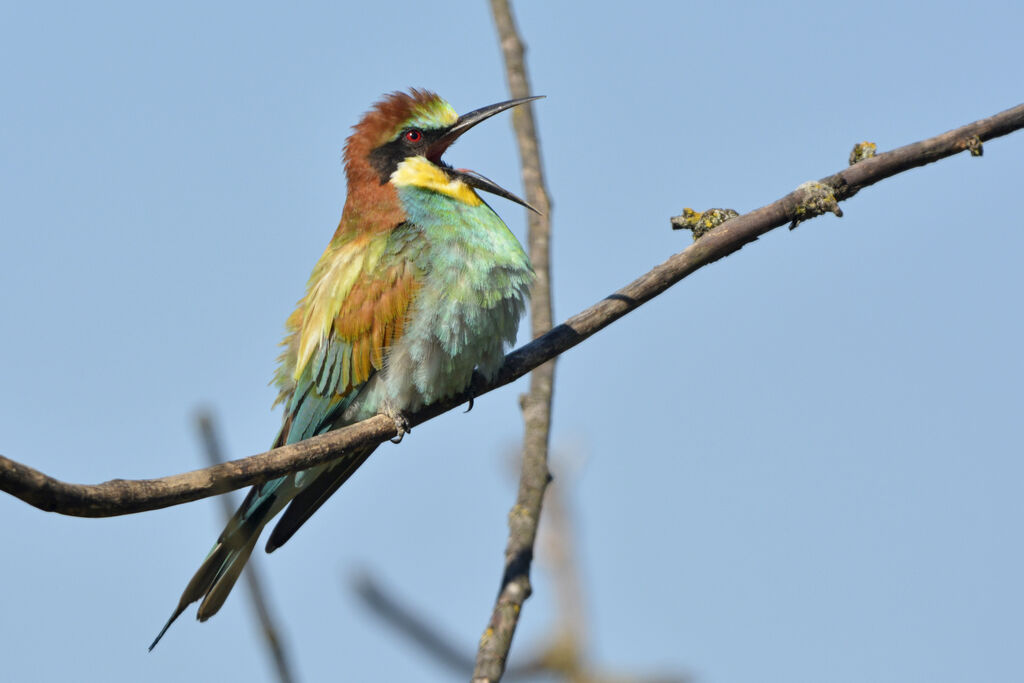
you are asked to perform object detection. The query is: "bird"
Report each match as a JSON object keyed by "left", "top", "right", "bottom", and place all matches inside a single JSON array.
[{"left": 150, "top": 89, "right": 538, "bottom": 649}]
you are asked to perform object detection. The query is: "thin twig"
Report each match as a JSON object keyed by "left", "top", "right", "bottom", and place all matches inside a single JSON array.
[
  {"left": 352, "top": 571, "right": 477, "bottom": 676},
  {"left": 1, "top": 103, "right": 1022, "bottom": 517},
  {"left": 195, "top": 411, "right": 297, "bottom": 683},
  {"left": 474, "top": 1, "right": 556, "bottom": 681},
  {"left": 351, "top": 572, "right": 546, "bottom": 680}
]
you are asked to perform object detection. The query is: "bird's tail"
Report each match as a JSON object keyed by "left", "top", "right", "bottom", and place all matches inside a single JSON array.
[
  {"left": 148, "top": 473, "right": 304, "bottom": 650},
  {"left": 148, "top": 535, "right": 256, "bottom": 650},
  {"left": 149, "top": 394, "right": 376, "bottom": 649}
]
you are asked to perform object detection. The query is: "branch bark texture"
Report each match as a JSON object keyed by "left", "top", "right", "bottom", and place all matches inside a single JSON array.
[
  {"left": 1, "top": 104, "right": 1022, "bottom": 518},
  {"left": 474, "top": 1, "right": 556, "bottom": 682}
]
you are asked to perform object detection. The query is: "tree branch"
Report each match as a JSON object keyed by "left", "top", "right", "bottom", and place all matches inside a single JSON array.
[
  {"left": 1, "top": 103, "right": 1021, "bottom": 518},
  {"left": 474, "top": 1, "right": 556, "bottom": 681}
]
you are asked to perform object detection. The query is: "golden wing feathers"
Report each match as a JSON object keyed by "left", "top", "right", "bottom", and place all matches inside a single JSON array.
[{"left": 274, "top": 224, "right": 425, "bottom": 411}]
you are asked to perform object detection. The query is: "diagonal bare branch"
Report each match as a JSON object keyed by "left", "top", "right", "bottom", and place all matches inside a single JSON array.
[{"left": 1, "top": 102, "right": 1022, "bottom": 518}]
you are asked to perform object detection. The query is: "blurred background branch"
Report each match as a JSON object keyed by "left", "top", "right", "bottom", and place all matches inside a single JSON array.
[{"left": 195, "top": 410, "right": 297, "bottom": 683}]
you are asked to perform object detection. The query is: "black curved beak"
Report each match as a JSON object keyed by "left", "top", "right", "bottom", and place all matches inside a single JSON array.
[
  {"left": 429, "top": 95, "right": 544, "bottom": 214},
  {"left": 448, "top": 168, "right": 541, "bottom": 214},
  {"left": 437, "top": 96, "right": 544, "bottom": 147}
]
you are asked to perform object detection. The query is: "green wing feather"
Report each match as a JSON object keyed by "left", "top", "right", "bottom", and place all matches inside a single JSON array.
[{"left": 151, "top": 224, "right": 426, "bottom": 649}]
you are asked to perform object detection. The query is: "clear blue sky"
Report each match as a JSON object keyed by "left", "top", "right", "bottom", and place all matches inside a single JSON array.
[{"left": 2, "top": 2, "right": 1021, "bottom": 682}]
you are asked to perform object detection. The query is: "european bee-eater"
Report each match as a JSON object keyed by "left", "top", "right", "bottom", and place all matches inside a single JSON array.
[{"left": 151, "top": 89, "right": 537, "bottom": 648}]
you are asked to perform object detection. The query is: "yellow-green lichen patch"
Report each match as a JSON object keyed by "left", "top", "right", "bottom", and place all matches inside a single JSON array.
[
  {"left": 671, "top": 207, "right": 739, "bottom": 241},
  {"left": 849, "top": 141, "right": 877, "bottom": 165},
  {"left": 790, "top": 181, "right": 843, "bottom": 230},
  {"left": 964, "top": 135, "right": 984, "bottom": 157}
]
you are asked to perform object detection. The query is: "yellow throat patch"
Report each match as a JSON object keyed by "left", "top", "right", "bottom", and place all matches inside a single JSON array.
[{"left": 390, "top": 156, "right": 482, "bottom": 206}]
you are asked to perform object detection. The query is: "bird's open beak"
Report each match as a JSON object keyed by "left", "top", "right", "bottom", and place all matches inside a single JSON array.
[{"left": 429, "top": 95, "right": 544, "bottom": 214}]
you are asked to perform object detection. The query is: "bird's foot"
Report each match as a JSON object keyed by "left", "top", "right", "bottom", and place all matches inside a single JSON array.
[{"left": 386, "top": 408, "right": 411, "bottom": 444}]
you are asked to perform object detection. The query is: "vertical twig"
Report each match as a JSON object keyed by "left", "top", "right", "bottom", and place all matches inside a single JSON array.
[
  {"left": 195, "top": 411, "right": 298, "bottom": 683},
  {"left": 474, "top": 1, "right": 556, "bottom": 681}
]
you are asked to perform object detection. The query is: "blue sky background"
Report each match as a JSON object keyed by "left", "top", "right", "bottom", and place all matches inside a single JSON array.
[{"left": 2, "top": 2, "right": 1022, "bottom": 682}]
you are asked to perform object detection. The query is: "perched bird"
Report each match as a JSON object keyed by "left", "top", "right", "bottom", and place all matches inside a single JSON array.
[{"left": 150, "top": 89, "right": 538, "bottom": 648}]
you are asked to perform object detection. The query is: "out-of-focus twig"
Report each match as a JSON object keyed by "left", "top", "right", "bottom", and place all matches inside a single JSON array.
[
  {"left": 352, "top": 571, "right": 476, "bottom": 676},
  {"left": 474, "top": 1, "right": 556, "bottom": 681},
  {"left": 195, "top": 411, "right": 297, "bottom": 683},
  {"left": 535, "top": 462, "right": 586, "bottom": 676},
  {"left": 351, "top": 572, "right": 545, "bottom": 681}
]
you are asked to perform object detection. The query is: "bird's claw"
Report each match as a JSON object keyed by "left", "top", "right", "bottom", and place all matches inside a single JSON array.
[
  {"left": 464, "top": 371, "right": 481, "bottom": 413},
  {"left": 389, "top": 412, "right": 411, "bottom": 444}
]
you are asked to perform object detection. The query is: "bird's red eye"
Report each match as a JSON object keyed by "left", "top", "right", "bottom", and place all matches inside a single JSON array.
[{"left": 403, "top": 129, "right": 423, "bottom": 143}]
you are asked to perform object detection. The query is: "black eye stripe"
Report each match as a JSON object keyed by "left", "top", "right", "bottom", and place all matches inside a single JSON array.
[{"left": 367, "top": 128, "right": 443, "bottom": 184}]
